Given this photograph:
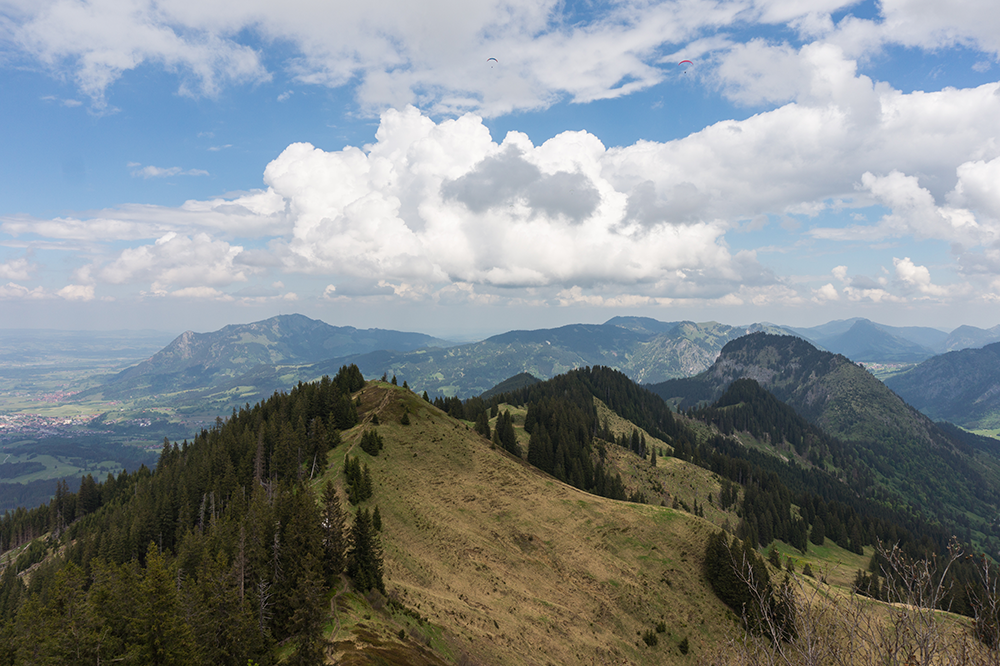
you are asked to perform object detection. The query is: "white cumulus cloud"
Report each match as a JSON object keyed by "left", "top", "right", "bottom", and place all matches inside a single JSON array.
[
  {"left": 813, "top": 283, "right": 840, "bottom": 301},
  {"left": 893, "top": 256, "right": 949, "bottom": 297},
  {"left": 253, "top": 106, "right": 771, "bottom": 299},
  {"left": 0, "top": 257, "right": 33, "bottom": 280},
  {"left": 56, "top": 283, "right": 95, "bottom": 301},
  {"left": 0, "top": 282, "right": 48, "bottom": 299},
  {"left": 96, "top": 232, "right": 249, "bottom": 292}
]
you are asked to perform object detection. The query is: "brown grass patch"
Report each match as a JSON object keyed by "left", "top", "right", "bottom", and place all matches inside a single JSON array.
[{"left": 318, "top": 384, "right": 738, "bottom": 665}]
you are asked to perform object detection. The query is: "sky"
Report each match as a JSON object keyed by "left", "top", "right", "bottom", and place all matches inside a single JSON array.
[{"left": 1, "top": 0, "right": 1000, "bottom": 340}]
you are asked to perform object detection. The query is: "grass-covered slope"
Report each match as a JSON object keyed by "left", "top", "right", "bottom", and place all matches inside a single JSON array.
[
  {"left": 334, "top": 385, "right": 735, "bottom": 664},
  {"left": 8, "top": 364, "right": 1000, "bottom": 664}
]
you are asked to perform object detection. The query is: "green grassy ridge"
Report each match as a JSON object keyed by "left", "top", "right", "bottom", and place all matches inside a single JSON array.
[{"left": 311, "top": 383, "right": 741, "bottom": 664}]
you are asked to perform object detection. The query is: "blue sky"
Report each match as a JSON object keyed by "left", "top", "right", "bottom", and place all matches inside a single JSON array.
[{"left": 2, "top": 0, "right": 1000, "bottom": 339}]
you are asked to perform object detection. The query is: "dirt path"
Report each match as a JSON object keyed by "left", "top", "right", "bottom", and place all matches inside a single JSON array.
[{"left": 329, "top": 574, "right": 349, "bottom": 639}]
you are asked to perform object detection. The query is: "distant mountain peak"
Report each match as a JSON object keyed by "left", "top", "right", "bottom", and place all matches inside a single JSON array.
[
  {"left": 88, "top": 314, "right": 450, "bottom": 402},
  {"left": 652, "top": 332, "right": 941, "bottom": 445}
]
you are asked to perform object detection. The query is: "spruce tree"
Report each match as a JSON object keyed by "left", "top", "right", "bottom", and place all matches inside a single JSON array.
[
  {"left": 810, "top": 515, "right": 826, "bottom": 546},
  {"left": 0, "top": 566, "right": 23, "bottom": 664},
  {"left": 322, "top": 481, "right": 347, "bottom": 580},
  {"left": 348, "top": 509, "right": 385, "bottom": 594},
  {"left": 494, "top": 411, "right": 519, "bottom": 457},
  {"left": 286, "top": 552, "right": 327, "bottom": 666},
  {"left": 190, "top": 549, "right": 268, "bottom": 666},
  {"left": 360, "top": 429, "right": 384, "bottom": 456},
  {"left": 133, "top": 543, "right": 198, "bottom": 666},
  {"left": 474, "top": 410, "right": 491, "bottom": 439},
  {"left": 332, "top": 394, "right": 359, "bottom": 430}
]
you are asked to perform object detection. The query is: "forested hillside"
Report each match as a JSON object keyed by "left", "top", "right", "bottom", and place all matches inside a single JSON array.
[
  {"left": 1, "top": 365, "right": 368, "bottom": 665},
  {"left": 885, "top": 341, "right": 1000, "bottom": 429},
  {"left": 3, "top": 361, "right": 999, "bottom": 664},
  {"left": 444, "top": 366, "right": 996, "bottom": 615},
  {"left": 650, "top": 333, "right": 1000, "bottom": 552}
]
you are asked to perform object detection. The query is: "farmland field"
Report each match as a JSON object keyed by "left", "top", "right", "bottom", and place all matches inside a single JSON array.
[{"left": 0, "top": 328, "right": 210, "bottom": 512}]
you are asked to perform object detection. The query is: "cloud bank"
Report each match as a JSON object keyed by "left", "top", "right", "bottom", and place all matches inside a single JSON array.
[
  {"left": 4, "top": 0, "right": 999, "bottom": 114},
  {"left": 5, "top": 68, "right": 999, "bottom": 308}
]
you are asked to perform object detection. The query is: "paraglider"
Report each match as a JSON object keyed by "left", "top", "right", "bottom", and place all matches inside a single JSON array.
[
  {"left": 487, "top": 57, "right": 498, "bottom": 68},
  {"left": 678, "top": 59, "right": 693, "bottom": 65}
]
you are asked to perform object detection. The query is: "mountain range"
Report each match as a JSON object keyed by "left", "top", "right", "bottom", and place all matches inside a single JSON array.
[
  {"left": 787, "top": 318, "right": 940, "bottom": 362},
  {"left": 65, "top": 313, "right": 1000, "bottom": 436},
  {"left": 787, "top": 317, "right": 1000, "bottom": 360},
  {"left": 82, "top": 315, "right": 791, "bottom": 408}
]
